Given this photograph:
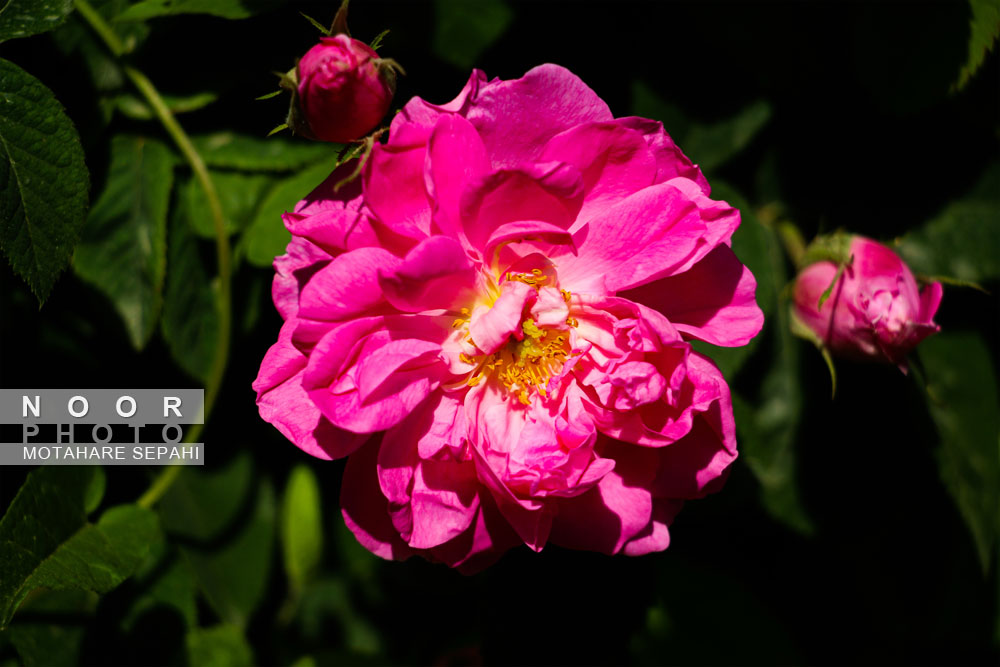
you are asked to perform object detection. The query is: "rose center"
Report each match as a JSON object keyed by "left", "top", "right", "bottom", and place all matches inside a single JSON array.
[{"left": 453, "top": 267, "right": 580, "bottom": 405}]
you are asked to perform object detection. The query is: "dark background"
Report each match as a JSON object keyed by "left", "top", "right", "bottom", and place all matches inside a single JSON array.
[{"left": 1, "top": 1, "right": 998, "bottom": 665}]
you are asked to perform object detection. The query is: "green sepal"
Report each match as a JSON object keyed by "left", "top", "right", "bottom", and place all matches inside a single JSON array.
[
  {"left": 799, "top": 230, "right": 853, "bottom": 269},
  {"left": 369, "top": 29, "right": 389, "bottom": 51},
  {"left": 300, "top": 12, "right": 331, "bottom": 36}
]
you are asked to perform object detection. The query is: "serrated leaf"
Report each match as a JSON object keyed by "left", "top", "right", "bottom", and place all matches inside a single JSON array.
[
  {"left": 116, "top": 0, "right": 283, "bottom": 21},
  {"left": 242, "top": 159, "right": 336, "bottom": 267},
  {"left": 281, "top": 465, "right": 323, "bottom": 593},
  {"left": 0, "top": 0, "right": 71, "bottom": 43},
  {"left": 161, "top": 204, "right": 220, "bottom": 383},
  {"left": 191, "top": 133, "right": 338, "bottom": 172},
  {"left": 897, "top": 161, "right": 1000, "bottom": 284},
  {"left": 955, "top": 0, "right": 1000, "bottom": 90},
  {"left": 160, "top": 455, "right": 275, "bottom": 628},
  {"left": 180, "top": 170, "right": 274, "bottom": 239},
  {"left": 73, "top": 136, "right": 172, "bottom": 349},
  {"left": 921, "top": 331, "right": 1000, "bottom": 572},
  {"left": 432, "top": 0, "right": 512, "bottom": 69},
  {"left": 186, "top": 624, "right": 253, "bottom": 667},
  {"left": 0, "top": 466, "right": 159, "bottom": 627},
  {"left": 0, "top": 58, "right": 89, "bottom": 304},
  {"left": 632, "top": 81, "right": 771, "bottom": 173}
]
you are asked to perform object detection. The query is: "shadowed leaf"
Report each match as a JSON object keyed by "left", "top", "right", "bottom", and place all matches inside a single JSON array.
[{"left": 0, "top": 58, "right": 89, "bottom": 304}]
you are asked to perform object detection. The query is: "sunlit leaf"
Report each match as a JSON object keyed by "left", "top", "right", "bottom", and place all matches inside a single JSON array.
[
  {"left": 631, "top": 81, "right": 771, "bottom": 172},
  {"left": 116, "top": 0, "right": 283, "bottom": 21},
  {"left": 955, "top": 0, "right": 1000, "bottom": 90},
  {"left": 111, "top": 91, "right": 219, "bottom": 120},
  {"left": 242, "top": 159, "right": 336, "bottom": 267},
  {"left": 432, "top": 0, "right": 512, "bottom": 69},
  {"left": 0, "top": 58, "right": 89, "bottom": 304},
  {"left": 921, "top": 330, "right": 1000, "bottom": 572},
  {"left": 897, "top": 161, "right": 1000, "bottom": 284},
  {"left": 0, "top": 467, "right": 159, "bottom": 628},
  {"left": 74, "top": 136, "right": 173, "bottom": 349},
  {"left": 281, "top": 465, "right": 323, "bottom": 593},
  {"left": 186, "top": 624, "right": 253, "bottom": 667},
  {"left": 0, "top": 0, "right": 71, "bottom": 43},
  {"left": 190, "top": 133, "right": 338, "bottom": 172},
  {"left": 180, "top": 170, "right": 274, "bottom": 239}
]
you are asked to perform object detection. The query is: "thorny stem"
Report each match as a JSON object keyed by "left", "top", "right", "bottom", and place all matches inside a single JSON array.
[{"left": 74, "top": 0, "right": 232, "bottom": 509}]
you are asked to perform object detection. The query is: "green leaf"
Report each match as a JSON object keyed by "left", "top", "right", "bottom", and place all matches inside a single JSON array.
[
  {"left": 0, "top": 58, "right": 89, "bottom": 304},
  {"left": 955, "top": 0, "right": 1000, "bottom": 90},
  {"left": 84, "top": 466, "right": 106, "bottom": 515},
  {"left": 297, "top": 577, "right": 382, "bottom": 656},
  {"left": 631, "top": 81, "right": 771, "bottom": 172},
  {"left": 116, "top": 0, "right": 283, "bottom": 21},
  {"left": 690, "top": 183, "right": 771, "bottom": 379},
  {"left": 897, "top": 161, "right": 1000, "bottom": 284},
  {"left": 160, "top": 455, "right": 276, "bottom": 628},
  {"left": 0, "top": 0, "right": 71, "bottom": 43},
  {"left": 5, "top": 590, "right": 95, "bottom": 667},
  {"left": 161, "top": 204, "right": 220, "bottom": 383},
  {"left": 242, "top": 158, "right": 336, "bottom": 267},
  {"left": 111, "top": 91, "right": 219, "bottom": 120},
  {"left": 122, "top": 547, "right": 198, "bottom": 631},
  {"left": 718, "top": 191, "right": 814, "bottom": 535},
  {"left": 180, "top": 170, "right": 274, "bottom": 239},
  {"left": 281, "top": 465, "right": 324, "bottom": 593},
  {"left": 52, "top": 1, "right": 149, "bottom": 94},
  {"left": 920, "top": 331, "right": 1000, "bottom": 572},
  {"left": 0, "top": 467, "right": 159, "bottom": 627},
  {"left": 432, "top": 0, "right": 512, "bottom": 69},
  {"left": 186, "top": 624, "right": 253, "bottom": 667},
  {"left": 191, "top": 133, "right": 338, "bottom": 172},
  {"left": 73, "top": 136, "right": 172, "bottom": 350}
]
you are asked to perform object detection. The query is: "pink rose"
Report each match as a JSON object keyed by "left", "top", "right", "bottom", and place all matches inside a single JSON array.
[
  {"left": 792, "top": 234, "right": 943, "bottom": 369},
  {"left": 254, "top": 65, "right": 764, "bottom": 571},
  {"left": 296, "top": 34, "right": 394, "bottom": 143}
]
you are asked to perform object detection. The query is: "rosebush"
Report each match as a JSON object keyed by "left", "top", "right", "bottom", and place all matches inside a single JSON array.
[{"left": 254, "top": 64, "right": 764, "bottom": 571}]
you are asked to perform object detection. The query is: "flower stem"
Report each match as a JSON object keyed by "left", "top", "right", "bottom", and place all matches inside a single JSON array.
[{"left": 74, "top": 0, "right": 232, "bottom": 508}]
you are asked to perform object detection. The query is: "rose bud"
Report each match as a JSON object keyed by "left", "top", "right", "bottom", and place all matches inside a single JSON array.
[
  {"left": 296, "top": 34, "right": 397, "bottom": 143},
  {"left": 791, "top": 233, "right": 943, "bottom": 370}
]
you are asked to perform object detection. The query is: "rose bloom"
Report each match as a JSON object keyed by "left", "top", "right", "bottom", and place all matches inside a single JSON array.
[
  {"left": 297, "top": 34, "right": 394, "bottom": 143},
  {"left": 255, "top": 65, "right": 763, "bottom": 571},
  {"left": 792, "top": 235, "right": 942, "bottom": 369}
]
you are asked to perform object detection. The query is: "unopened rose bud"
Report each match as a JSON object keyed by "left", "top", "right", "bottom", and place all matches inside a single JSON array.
[
  {"left": 792, "top": 234, "right": 943, "bottom": 369},
  {"left": 296, "top": 34, "right": 396, "bottom": 143}
]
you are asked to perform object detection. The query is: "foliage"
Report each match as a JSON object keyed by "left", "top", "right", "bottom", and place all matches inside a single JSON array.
[{"left": 0, "top": 1, "right": 997, "bottom": 666}]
